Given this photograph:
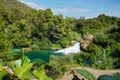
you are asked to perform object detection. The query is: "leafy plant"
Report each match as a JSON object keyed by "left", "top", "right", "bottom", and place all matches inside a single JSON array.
[
  {"left": 0, "top": 65, "right": 7, "bottom": 80},
  {"left": 33, "top": 65, "right": 52, "bottom": 80},
  {"left": 14, "top": 63, "right": 33, "bottom": 79},
  {"left": 75, "top": 68, "right": 96, "bottom": 80},
  {"left": 13, "top": 56, "right": 33, "bottom": 79},
  {"left": 0, "top": 71, "right": 7, "bottom": 80}
]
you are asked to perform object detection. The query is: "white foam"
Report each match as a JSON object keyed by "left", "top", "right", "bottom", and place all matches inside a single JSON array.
[{"left": 54, "top": 42, "right": 81, "bottom": 54}]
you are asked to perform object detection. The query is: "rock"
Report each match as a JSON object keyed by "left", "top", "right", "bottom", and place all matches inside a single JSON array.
[
  {"left": 81, "top": 40, "right": 91, "bottom": 49},
  {"left": 83, "top": 34, "right": 94, "bottom": 40},
  {"left": 21, "top": 48, "right": 32, "bottom": 51},
  {"left": 80, "top": 34, "right": 94, "bottom": 49}
]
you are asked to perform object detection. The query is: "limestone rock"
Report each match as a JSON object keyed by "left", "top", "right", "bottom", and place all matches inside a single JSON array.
[{"left": 80, "top": 34, "right": 94, "bottom": 49}]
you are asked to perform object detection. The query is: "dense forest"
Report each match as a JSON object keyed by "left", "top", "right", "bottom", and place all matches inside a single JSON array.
[{"left": 0, "top": 0, "right": 120, "bottom": 80}]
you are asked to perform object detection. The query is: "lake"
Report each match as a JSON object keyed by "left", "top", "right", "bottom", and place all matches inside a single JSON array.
[
  {"left": 13, "top": 42, "right": 81, "bottom": 63},
  {"left": 13, "top": 49, "right": 64, "bottom": 63}
]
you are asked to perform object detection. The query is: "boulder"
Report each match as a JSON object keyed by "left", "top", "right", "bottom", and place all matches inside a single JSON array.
[{"left": 80, "top": 34, "right": 94, "bottom": 49}]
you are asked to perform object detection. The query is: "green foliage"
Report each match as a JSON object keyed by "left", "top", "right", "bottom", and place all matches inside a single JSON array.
[
  {"left": 74, "top": 52, "right": 93, "bottom": 66},
  {"left": 33, "top": 65, "right": 53, "bottom": 80},
  {"left": 0, "top": 0, "right": 120, "bottom": 51},
  {"left": 107, "top": 27, "right": 120, "bottom": 42},
  {"left": 56, "top": 37, "right": 70, "bottom": 48},
  {"left": 67, "top": 31, "right": 81, "bottom": 41},
  {"left": 86, "top": 19, "right": 102, "bottom": 29},
  {"left": 84, "top": 43, "right": 102, "bottom": 53},
  {"left": 0, "top": 55, "right": 53, "bottom": 80},
  {"left": 0, "top": 25, "right": 12, "bottom": 60},
  {"left": 13, "top": 56, "right": 33, "bottom": 79},
  {"left": 0, "top": 0, "right": 31, "bottom": 12},
  {"left": 0, "top": 71, "right": 7, "bottom": 80},
  {"left": 75, "top": 69, "right": 96, "bottom": 80},
  {"left": 49, "top": 55, "right": 75, "bottom": 78},
  {"left": 22, "top": 56, "right": 30, "bottom": 65},
  {"left": 0, "top": 65, "right": 7, "bottom": 80},
  {"left": 39, "top": 39, "right": 53, "bottom": 50},
  {"left": 91, "top": 50, "right": 116, "bottom": 70},
  {"left": 0, "top": 0, "right": 120, "bottom": 79},
  {"left": 14, "top": 63, "right": 33, "bottom": 79},
  {"left": 75, "top": 19, "right": 85, "bottom": 35},
  {"left": 93, "top": 33, "right": 108, "bottom": 47},
  {"left": 106, "top": 43, "right": 120, "bottom": 68},
  {"left": 75, "top": 47, "right": 117, "bottom": 70}
]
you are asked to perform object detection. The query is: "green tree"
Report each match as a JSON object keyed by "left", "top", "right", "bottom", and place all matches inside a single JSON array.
[{"left": 0, "top": 25, "right": 12, "bottom": 59}]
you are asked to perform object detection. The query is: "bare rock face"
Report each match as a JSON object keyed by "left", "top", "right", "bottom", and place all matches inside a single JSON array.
[
  {"left": 81, "top": 40, "right": 91, "bottom": 49},
  {"left": 83, "top": 34, "right": 94, "bottom": 40},
  {"left": 80, "top": 34, "right": 94, "bottom": 49}
]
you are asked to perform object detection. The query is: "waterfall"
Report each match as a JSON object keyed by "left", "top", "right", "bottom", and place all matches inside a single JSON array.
[{"left": 54, "top": 42, "right": 81, "bottom": 55}]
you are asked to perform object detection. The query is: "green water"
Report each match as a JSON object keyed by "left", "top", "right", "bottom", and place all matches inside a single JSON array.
[
  {"left": 13, "top": 49, "right": 64, "bottom": 62},
  {"left": 24, "top": 50, "right": 52, "bottom": 62}
]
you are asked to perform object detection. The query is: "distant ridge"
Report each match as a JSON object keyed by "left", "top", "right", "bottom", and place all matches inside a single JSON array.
[{"left": 0, "top": 0, "right": 31, "bottom": 11}]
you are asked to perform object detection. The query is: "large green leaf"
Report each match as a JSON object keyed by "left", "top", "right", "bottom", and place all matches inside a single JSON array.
[
  {"left": 0, "top": 65, "right": 7, "bottom": 80},
  {"left": 0, "top": 65, "right": 3, "bottom": 71},
  {"left": 0, "top": 71, "right": 7, "bottom": 80},
  {"left": 33, "top": 66, "right": 52, "bottom": 80},
  {"left": 75, "top": 69, "right": 96, "bottom": 80},
  {"left": 22, "top": 56, "right": 30, "bottom": 65},
  {"left": 14, "top": 56, "right": 30, "bottom": 68},
  {"left": 14, "top": 56, "right": 33, "bottom": 79},
  {"left": 14, "top": 63, "right": 33, "bottom": 79}
]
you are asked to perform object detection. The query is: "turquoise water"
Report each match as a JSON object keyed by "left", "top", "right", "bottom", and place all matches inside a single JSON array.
[
  {"left": 25, "top": 50, "right": 52, "bottom": 62},
  {"left": 14, "top": 49, "right": 64, "bottom": 63}
]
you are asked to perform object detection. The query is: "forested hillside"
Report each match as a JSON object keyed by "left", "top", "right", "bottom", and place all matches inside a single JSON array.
[{"left": 0, "top": 0, "right": 120, "bottom": 79}]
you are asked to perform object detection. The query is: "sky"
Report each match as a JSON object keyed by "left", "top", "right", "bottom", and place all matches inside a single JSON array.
[{"left": 18, "top": 0, "right": 120, "bottom": 18}]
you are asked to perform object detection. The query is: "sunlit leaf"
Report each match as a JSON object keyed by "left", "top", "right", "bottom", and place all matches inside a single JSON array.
[
  {"left": 14, "top": 63, "right": 33, "bottom": 79},
  {"left": 14, "top": 56, "right": 33, "bottom": 79},
  {"left": 0, "top": 71, "right": 7, "bottom": 80},
  {"left": 0, "top": 65, "right": 3, "bottom": 71},
  {"left": 33, "top": 66, "right": 52, "bottom": 80}
]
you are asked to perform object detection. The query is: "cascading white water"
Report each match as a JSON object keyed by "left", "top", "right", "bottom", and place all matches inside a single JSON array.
[{"left": 54, "top": 42, "right": 81, "bottom": 55}]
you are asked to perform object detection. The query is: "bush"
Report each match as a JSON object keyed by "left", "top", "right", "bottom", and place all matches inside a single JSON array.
[
  {"left": 49, "top": 55, "right": 75, "bottom": 78},
  {"left": 93, "top": 33, "right": 108, "bottom": 47},
  {"left": 84, "top": 43, "right": 102, "bottom": 53},
  {"left": 56, "top": 37, "right": 70, "bottom": 48},
  {"left": 74, "top": 52, "right": 93, "bottom": 66},
  {"left": 91, "top": 50, "right": 116, "bottom": 70}
]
